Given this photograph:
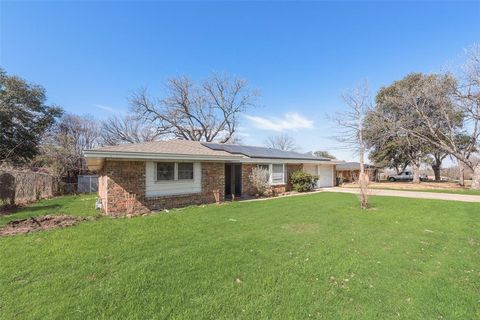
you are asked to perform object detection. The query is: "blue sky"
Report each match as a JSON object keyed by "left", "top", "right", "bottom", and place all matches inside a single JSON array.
[{"left": 1, "top": 1, "right": 479, "bottom": 161}]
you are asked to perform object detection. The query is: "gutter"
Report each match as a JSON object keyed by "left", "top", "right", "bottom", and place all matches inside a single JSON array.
[
  {"left": 83, "top": 150, "right": 246, "bottom": 162},
  {"left": 83, "top": 150, "right": 345, "bottom": 165}
]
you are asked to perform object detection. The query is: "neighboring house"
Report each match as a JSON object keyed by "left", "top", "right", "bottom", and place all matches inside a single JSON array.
[
  {"left": 84, "top": 141, "right": 340, "bottom": 215},
  {"left": 336, "top": 162, "right": 379, "bottom": 182}
]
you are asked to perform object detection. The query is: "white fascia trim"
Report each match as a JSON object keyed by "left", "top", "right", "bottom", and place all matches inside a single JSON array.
[{"left": 83, "top": 150, "right": 345, "bottom": 165}]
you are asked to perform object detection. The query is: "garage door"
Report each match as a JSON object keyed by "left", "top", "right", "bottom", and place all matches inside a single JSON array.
[
  {"left": 318, "top": 165, "right": 334, "bottom": 187},
  {"left": 303, "top": 164, "right": 334, "bottom": 188}
]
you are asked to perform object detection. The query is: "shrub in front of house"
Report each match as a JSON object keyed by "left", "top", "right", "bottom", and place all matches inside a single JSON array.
[
  {"left": 249, "top": 167, "right": 270, "bottom": 196},
  {"left": 290, "top": 171, "right": 318, "bottom": 192}
]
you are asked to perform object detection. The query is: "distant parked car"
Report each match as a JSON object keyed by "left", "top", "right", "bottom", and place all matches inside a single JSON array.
[{"left": 387, "top": 171, "right": 428, "bottom": 182}]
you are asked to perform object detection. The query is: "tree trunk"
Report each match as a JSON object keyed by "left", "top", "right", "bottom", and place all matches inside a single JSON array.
[
  {"left": 472, "top": 163, "right": 480, "bottom": 190},
  {"left": 432, "top": 164, "right": 441, "bottom": 181},
  {"left": 358, "top": 125, "right": 368, "bottom": 209},
  {"left": 458, "top": 162, "right": 465, "bottom": 187},
  {"left": 431, "top": 153, "right": 443, "bottom": 182},
  {"left": 412, "top": 162, "right": 420, "bottom": 184}
]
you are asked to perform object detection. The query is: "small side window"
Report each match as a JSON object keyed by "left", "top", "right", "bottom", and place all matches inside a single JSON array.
[{"left": 272, "top": 164, "right": 285, "bottom": 184}]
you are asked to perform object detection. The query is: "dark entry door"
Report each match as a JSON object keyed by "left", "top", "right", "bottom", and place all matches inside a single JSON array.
[{"left": 225, "top": 164, "right": 242, "bottom": 198}]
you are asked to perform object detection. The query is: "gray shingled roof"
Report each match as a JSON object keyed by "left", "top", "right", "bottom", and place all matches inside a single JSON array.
[
  {"left": 88, "top": 140, "right": 241, "bottom": 157},
  {"left": 336, "top": 162, "right": 376, "bottom": 170},
  {"left": 86, "top": 140, "right": 334, "bottom": 162}
]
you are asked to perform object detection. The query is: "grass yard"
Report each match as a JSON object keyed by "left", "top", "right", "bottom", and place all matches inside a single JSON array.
[
  {"left": 0, "top": 193, "right": 479, "bottom": 319},
  {"left": 341, "top": 181, "right": 480, "bottom": 195},
  {"left": 369, "top": 187, "right": 480, "bottom": 196},
  {"left": 0, "top": 194, "right": 99, "bottom": 228}
]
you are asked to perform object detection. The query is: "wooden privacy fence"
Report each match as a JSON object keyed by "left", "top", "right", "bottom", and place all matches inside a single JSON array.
[{"left": 0, "top": 170, "right": 61, "bottom": 207}]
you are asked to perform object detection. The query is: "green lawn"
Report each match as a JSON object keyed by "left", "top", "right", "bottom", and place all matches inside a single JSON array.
[
  {"left": 1, "top": 193, "right": 479, "bottom": 319},
  {"left": 367, "top": 186, "right": 480, "bottom": 196},
  {"left": 0, "top": 194, "right": 99, "bottom": 228}
]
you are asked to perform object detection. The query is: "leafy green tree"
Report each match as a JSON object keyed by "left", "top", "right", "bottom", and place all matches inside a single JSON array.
[
  {"left": 313, "top": 150, "right": 336, "bottom": 159},
  {"left": 0, "top": 69, "right": 63, "bottom": 164},
  {"left": 365, "top": 73, "right": 461, "bottom": 183},
  {"left": 365, "top": 136, "right": 410, "bottom": 173}
]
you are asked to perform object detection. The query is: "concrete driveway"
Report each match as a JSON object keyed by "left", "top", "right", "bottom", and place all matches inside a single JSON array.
[{"left": 323, "top": 187, "right": 480, "bottom": 203}]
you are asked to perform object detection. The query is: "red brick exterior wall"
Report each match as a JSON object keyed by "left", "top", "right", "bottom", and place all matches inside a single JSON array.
[
  {"left": 98, "top": 161, "right": 149, "bottom": 216},
  {"left": 98, "top": 160, "right": 224, "bottom": 216},
  {"left": 241, "top": 163, "right": 304, "bottom": 196},
  {"left": 97, "top": 160, "right": 307, "bottom": 215},
  {"left": 241, "top": 164, "right": 257, "bottom": 196}
]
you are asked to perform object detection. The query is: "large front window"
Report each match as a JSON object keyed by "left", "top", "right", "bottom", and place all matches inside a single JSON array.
[
  {"left": 257, "top": 164, "right": 286, "bottom": 185},
  {"left": 156, "top": 162, "right": 194, "bottom": 181},
  {"left": 157, "top": 162, "right": 175, "bottom": 181}
]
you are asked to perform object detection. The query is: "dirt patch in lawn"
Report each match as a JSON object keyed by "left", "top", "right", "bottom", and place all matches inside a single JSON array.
[{"left": 0, "top": 215, "right": 85, "bottom": 236}]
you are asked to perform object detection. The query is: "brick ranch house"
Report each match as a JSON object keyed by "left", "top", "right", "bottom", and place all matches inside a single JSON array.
[
  {"left": 336, "top": 162, "right": 379, "bottom": 183},
  {"left": 84, "top": 141, "right": 340, "bottom": 216}
]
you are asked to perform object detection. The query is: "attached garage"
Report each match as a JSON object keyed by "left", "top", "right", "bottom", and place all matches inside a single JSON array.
[{"left": 303, "top": 164, "right": 336, "bottom": 188}]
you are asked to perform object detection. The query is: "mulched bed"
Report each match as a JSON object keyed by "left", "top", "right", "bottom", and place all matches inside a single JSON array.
[{"left": 0, "top": 215, "right": 85, "bottom": 236}]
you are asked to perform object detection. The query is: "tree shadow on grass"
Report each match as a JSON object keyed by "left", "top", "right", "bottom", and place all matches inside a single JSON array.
[{"left": 0, "top": 204, "right": 62, "bottom": 217}]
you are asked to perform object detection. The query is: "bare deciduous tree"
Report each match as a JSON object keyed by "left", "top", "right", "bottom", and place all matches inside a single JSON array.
[
  {"left": 130, "top": 73, "right": 258, "bottom": 143},
  {"left": 36, "top": 114, "right": 100, "bottom": 176},
  {"left": 333, "top": 81, "right": 371, "bottom": 209},
  {"left": 100, "top": 115, "right": 163, "bottom": 146},
  {"left": 223, "top": 133, "right": 244, "bottom": 145},
  {"left": 264, "top": 134, "right": 297, "bottom": 151}
]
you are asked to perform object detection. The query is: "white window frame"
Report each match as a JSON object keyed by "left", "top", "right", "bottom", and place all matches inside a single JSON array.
[
  {"left": 257, "top": 163, "right": 286, "bottom": 185},
  {"left": 155, "top": 162, "right": 194, "bottom": 183}
]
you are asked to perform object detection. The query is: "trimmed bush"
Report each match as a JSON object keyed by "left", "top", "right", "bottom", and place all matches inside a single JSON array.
[{"left": 290, "top": 171, "right": 318, "bottom": 192}]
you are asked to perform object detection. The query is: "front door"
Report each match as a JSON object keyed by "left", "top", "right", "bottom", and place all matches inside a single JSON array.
[{"left": 225, "top": 163, "right": 242, "bottom": 198}]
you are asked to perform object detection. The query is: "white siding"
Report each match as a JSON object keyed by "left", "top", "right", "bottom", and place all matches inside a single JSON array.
[
  {"left": 303, "top": 164, "right": 318, "bottom": 176},
  {"left": 145, "top": 161, "right": 201, "bottom": 197}
]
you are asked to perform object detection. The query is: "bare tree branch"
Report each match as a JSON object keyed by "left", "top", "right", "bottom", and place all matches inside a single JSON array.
[
  {"left": 264, "top": 134, "right": 297, "bottom": 151},
  {"left": 100, "top": 115, "right": 164, "bottom": 145},
  {"left": 130, "top": 73, "right": 258, "bottom": 143},
  {"left": 332, "top": 80, "right": 371, "bottom": 208}
]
